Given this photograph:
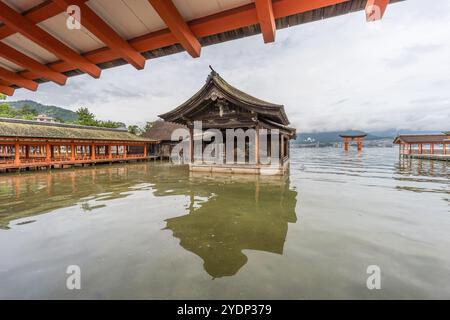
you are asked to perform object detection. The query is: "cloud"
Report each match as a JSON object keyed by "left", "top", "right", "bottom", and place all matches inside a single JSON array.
[{"left": 6, "top": 0, "right": 450, "bottom": 132}]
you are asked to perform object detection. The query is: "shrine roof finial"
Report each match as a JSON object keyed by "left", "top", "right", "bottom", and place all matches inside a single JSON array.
[{"left": 209, "top": 65, "right": 218, "bottom": 75}]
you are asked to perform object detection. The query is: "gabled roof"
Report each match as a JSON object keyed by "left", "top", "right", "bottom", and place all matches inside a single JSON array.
[
  {"left": 0, "top": 118, "right": 156, "bottom": 142},
  {"left": 142, "top": 120, "right": 187, "bottom": 141},
  {"left": 159, "top": 68, "right": 290, "bottom": 125},
  {"left": 393, "top": 134, "right": 449, "bottom": 144}
]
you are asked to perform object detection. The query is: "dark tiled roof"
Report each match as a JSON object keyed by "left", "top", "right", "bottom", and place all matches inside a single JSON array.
[
  {"left": 159, "top": 69, "right": 290, "bottom": 125},
  {"left": 142, "top": 120, "right": 187, "bottom": 141},
  {"left": 0, "top": 118, "right": 155, "bottom": 142},
  {"left": 393, "top": 134, "right": 449, "bottom": 144}
]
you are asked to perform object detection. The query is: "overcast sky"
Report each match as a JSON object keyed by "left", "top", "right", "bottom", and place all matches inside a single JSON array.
[{"left": 6, "top": 0, "right": 450, "bottom": 132}]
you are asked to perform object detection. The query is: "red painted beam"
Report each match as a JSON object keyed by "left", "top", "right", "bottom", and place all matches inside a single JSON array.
[
  {"left": 255, "top": 0, "right": 276, "bottom": 43},
  {"left": 148, "top": 0, "right": 201, "bottom": 58},
  {"left": 0, "top": 1, "right": 101, "bottom": 78},
  {"left": 0, "top": 67, "right": 38, "bottom": 91},
  {"left": 18, "top": 0, "right": 355, "bottom": 81},
  {"left": 0, "top": 1, "right": 62, "bottom": 39},
  {"left": 365, "top": 0, "right": 390, "bottom": 21},
  {"left": 0, "top": 41, "right": 67, "bottom": 85},
  {"left": 51, "top": 0, "right": 146, "bottom": 70},
  {"left": 0, "top": 84, "right": 15, "bottom": 96}
]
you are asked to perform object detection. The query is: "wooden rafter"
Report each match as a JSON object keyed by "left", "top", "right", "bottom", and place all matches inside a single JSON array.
[
  {"left": 0, "top": 41, "right": 67, "bottom": 85},
  {"left": 0, "top": 84, "right": 15, "bottom": 96},
  {"left": 19, "top": 0, "right": 356, "bottom": 80},
  {"left": 0, "top": 1, "right": 101, "bottom": 78},
  {"left": 4, "top": 0, "right": 396, "bottom": 89},
  {"left": 147, "top": 0, "right": 201, "bottom": 58},
  {"left": 0, "top": 66, "right": 38, "bottom": 91},
  {"left": 365, "top": 0, "right": 390, "bottom": 21},
  {"left": 0, "top": 1, "right": 62, "bottom": 39},
  {"left": 255, "top": 0, "right": 276, "bottom": 43},
  {"left": 51, "top": 0, "right": 146, "bottom": 70}
]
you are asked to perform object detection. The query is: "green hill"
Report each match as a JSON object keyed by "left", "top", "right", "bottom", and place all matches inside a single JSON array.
[{"left": 8, "top": 100, "right": 78, "bottom": 122}]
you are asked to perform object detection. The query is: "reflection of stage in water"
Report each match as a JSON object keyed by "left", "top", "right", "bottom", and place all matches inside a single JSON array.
[{"left": 164, "top": 172, "right": 298, "bottom": 278}]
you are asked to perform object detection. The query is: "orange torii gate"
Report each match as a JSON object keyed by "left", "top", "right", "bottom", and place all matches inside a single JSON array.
[{"left": 339, "top": 134, "right": 367, "bottom": 152}]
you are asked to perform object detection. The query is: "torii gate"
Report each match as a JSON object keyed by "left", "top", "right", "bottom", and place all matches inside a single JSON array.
[{"left": 339, "top": 134, "right": 367, "bottom": 152}]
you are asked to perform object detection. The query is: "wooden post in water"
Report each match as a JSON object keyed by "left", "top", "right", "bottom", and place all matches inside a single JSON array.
[
  {"left": 255, "top": 126, "right": 260, "bottom": 165},
  {"left": 189, "top": 127, "right": 194, "bottom": 163}
]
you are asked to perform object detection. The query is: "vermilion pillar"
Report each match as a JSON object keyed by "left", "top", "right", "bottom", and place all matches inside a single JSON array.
[
  {"left": 14, "top": 142, "right": 20, "bottom": 165},
  {"left": 91, "top": 143, "right": 95, "bottom": 160},
  {"left": 45, "top": 143, "right": 51, "bottom": 162},
  {"left": 71, "top": 142, "right": 75, "bottom": 161},
  {"left": 108, "top": 144, "right": 112, "bottom": 160}
]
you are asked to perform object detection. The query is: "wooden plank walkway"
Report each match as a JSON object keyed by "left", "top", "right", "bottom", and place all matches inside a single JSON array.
[{"left": 402, "top": 154, "right": 450, "bottom": 161}]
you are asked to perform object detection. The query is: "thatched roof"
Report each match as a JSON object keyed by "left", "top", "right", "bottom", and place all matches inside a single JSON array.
[
  {"left": 393, "top": 134, "right": 449, "bottom": 144},
  {"left": 0, "top": 118, "right": 156, "bottom": 142},
  {"left": 159, "top": 68, "right": 290, "bottom": 125},
  {"left": 142, "top": 120, "right": 187, "bottom": 141}
]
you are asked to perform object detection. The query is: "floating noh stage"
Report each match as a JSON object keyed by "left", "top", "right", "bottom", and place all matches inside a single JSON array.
[
  {"left": 159, "top": 68, "right": 296, "bottom": 175},
  {"left": 339, "top": 133, "right": 367, "bottom": 151},
  {"left": 0, "top": 0, "right": 402, "bottom": 96}
]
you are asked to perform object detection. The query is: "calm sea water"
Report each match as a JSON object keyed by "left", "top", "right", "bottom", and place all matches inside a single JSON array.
[{"left": 0, "top": 147, "right": 449, "bottom": 299}]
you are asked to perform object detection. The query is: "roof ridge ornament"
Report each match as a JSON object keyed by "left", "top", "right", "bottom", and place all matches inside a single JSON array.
[{"left": 209, "top": 65, "right": 218, "bottom": 75}]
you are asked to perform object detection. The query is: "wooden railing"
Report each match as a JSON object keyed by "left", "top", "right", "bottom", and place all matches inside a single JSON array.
[{"left": 0, "top": 146, "right": 148, "bottom": 170}]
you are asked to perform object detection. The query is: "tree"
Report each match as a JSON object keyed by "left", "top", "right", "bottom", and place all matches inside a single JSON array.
[
  {"left": 143, "top": 121, "right": 156, "bottom": 132},
  {"left": 0, "top": 98, "right": 16, "bottom": 118},
  {"left": 128, "top": 125, "right": 141, "bottom": 135},
  {"left": 20, "top": 104, "right": 38, "bottom": 116},
  {"left": 75, "top": 107, "right": 97, "bottom": 126},
  {"left": 98, "top": 120, "right": 122, "bottom": 128}
]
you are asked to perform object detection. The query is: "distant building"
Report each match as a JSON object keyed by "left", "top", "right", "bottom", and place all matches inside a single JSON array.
[
  {"left": 393, "top": 133, "right": 449, "bottom": 160},
  {"left": 142, "top": 120, "right": 187, "bottom": 159},
  {"left": 0, "top": 118, "right": 157, "bottom": 172},
  {"left": 34, "top": 114, "right": 56, "bottom": 123}
]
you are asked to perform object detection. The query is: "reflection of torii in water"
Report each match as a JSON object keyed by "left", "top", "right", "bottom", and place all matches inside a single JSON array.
[{"left": 164, "top": 173, "right": 298, "bottom": 278}]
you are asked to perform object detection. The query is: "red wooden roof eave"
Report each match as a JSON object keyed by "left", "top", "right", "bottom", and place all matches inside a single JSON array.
[{"left": 0, "top": 0, "right": 406, "bottom": 95}]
